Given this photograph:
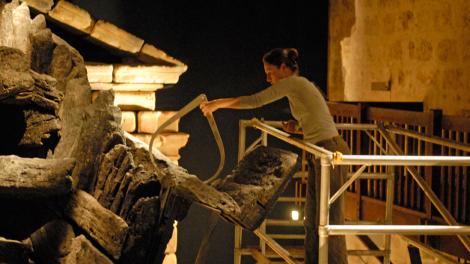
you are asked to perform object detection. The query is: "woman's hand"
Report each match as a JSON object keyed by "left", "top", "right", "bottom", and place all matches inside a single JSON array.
[
  {"left": 282, "top": 120, "right": 302, "bottom": 134},
  {"left": 200, "top": 100, "right": 220, "bottom": 117},
  {"left": 200, "top": 97, "right": 240, "bottom": 117}
]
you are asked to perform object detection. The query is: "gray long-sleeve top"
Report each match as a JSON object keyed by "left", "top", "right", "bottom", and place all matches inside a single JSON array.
[{"left": 238, "top": 75, "right": 338, "bottom": 144}]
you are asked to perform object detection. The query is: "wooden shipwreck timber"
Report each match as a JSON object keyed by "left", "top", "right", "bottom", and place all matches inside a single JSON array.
[{"left": 0, "top": 2, "right": 299, "bottom": 263}]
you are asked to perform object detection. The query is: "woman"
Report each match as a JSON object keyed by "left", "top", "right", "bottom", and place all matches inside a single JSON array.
[{"left": 200, "top": 48, "right": 349, "bottom": 264}]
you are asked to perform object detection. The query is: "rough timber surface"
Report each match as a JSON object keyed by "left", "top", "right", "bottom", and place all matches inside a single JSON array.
[{"left": 212, "top": 146, "right": 299, "bottom": 230}]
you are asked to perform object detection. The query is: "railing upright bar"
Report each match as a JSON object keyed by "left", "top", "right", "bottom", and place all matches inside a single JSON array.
[
  {"left": 318, "top": 156, "right": 332, "bottom": 264},
  {"left": 259, "top": 131, "right": 268, "bottom": 256},
  {"left": 383, "top": 172, "right": 395, "bottom": 264},
  {"left": 234, "top": 120, "right": 247, "bottom": 264}
]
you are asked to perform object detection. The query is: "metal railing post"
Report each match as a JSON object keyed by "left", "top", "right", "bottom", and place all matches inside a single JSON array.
[
  {"left": 234, "top": 120, "right": 248, "bottom": 264},
  {"left": 259, "top": 130, "right": 268, "bottom": 256},
  {"left": 318, "top": 156, "right": 331, "bottom": 264},
  {"left": 383, "top": 172, "right": 394, "bottom": 264}
]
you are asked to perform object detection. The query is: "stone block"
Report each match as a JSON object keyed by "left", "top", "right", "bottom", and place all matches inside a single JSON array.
[
  {"left": 437, "top": 39, "right": 457, "bottom": 62},
  {"left": 408, "top": 40, "right": 433, "bottom": 61},
  {"left": 388, "top": 40, "right": 403, "bottom": 60},
  {"left": 398, "top": 10, "right": 414, "bottom": 31},
  {"left": 137, "top": 111, "right": 179, "bottom": 133},
  {"left": 113, "top": 64, "right": 187, "bottom": 84},
  {"left": 382, "top": 13, "right": 395, "bottom": 34},
  {"left": 92, "top": 91, "right": 156, "bottom": 111},
  {"left": 48, "top": 0, "right": 95, "bottom": 34},
  {"left": 89, "top": 82, "right": 164, "bottom": 92},
  {"left": 138, "top": 43, "right": 186, "bottom": 66},
  {"left": 90, "top": 20, "right": 144, "bottom": 54},
  {"left": 132, "top": 132, "right": 189, "bottom": 158},
  {"left": 120, "top": 111, "right": 136, "bottom": 133},
  {"left": 86, "top": 64, "right": 113, "bottom": 83}
]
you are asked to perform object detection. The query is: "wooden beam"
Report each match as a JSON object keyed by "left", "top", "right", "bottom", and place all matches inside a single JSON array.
[
  {"left": 85, "top": 63, "right": 113, "bottom": 83},
  {"left": 48, "top": 0, "right": 95, "bottom": 34},
  {"left": 137, "top": 111, "right": 179, "bottom": 133},
  {"left": 61, "top": 235, "right": 113, "bottom": 264},
  {"left": 90, "top": 20, "right": 144, "bottom": 54},
  {"left": 29, "top": 220, "right": 75, "bottom": 263},
  {"left": 0, "top": 156, "right": 74, "bottom": 197},
  {"left": 0, "top": 237, "right": 30, "bottom": 263},
  {"left": 64, "top": 190, "right": 128, "bottom": 260},
  {"left": 113, "top": 64, "right": 187, "bottom": 84}
]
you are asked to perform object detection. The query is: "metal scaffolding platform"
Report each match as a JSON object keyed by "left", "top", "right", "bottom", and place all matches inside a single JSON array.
[{"left": 234, "top": 118, "right": 470, "bottom": 264}]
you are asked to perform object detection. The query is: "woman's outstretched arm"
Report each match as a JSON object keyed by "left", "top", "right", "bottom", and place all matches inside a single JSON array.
[{"left": 200, "top": 97, "right": 241, "bottom": 116}]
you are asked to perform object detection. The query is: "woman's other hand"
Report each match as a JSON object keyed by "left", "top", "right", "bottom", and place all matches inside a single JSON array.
[{"left": 282, "top": 120, "right": 302, "bottom": 134}]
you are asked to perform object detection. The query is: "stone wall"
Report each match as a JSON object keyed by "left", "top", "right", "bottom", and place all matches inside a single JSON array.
[{"left": 329, "top": 0, "right": 470, "bottom": 115}]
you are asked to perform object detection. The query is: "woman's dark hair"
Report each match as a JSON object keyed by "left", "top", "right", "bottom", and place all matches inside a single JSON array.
[{"left": 262, "top": 48, "right": 299, "bottom": 72}]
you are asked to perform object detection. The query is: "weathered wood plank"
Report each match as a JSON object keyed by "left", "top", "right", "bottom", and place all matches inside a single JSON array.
[
  {"left": 21, "top": 0, "right": 54, "bottom": 13},
  {"left": 85, "top": 63, "right": 113, "bottom": 83},
  {"left": 29, "top": 220, "right": 75, "bottom": 263},
  {"left": 30, "top": 28, "right": 54, "bottom": 74},
  {"left": 64, "top": 190, "right": 128, "bottom": 260},
  {"left": 89, "top": 82, "right": 164, "bottom": 92},
  {"left": 90, "top": 20, "right": 144, "bottom": 54},
  {"left": 61, "top": 235, "right": 113, "bottom": 264},
  {"left": 48, "top": 0, "right": 95, "bottom": 34},
  {"left": 0, "top": 156, "right": 74, "bottom": 197},
  {"left": 113, "top": 64, "right": 187, "bottom": 84},
  {"left": 55, "top": 90, "right": 123, "bottom": 191},
  {"left": 120, "top": 196, "right": 160, "bottom": 263},
  {"left": 212, "top": 146, "right": 299, "bottom": 230},
  {"left": 93, "top": 144, "right": 135, "bottom": 210},
  {"left": 3, "top": 70, "right": 64, "bottom": 113},
  {"left": 137, "top": 111, "right": 179, "bottom": 133},
  {"left": 0, "top": 236, "right": 30, "bottom": 263},
  {"left": 124, "top": 132, "right": 241, "bottom": 219},
  {"left": 0, "top": 1, "right": 33, "bottom": 56},
  {"left": 20, "top": 109, "right": 60, "bottom": 147}
]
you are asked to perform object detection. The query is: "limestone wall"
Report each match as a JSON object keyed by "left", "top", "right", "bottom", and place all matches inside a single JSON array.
[{"left": 329, "top": 0, "right": 470, "bottom": 115}]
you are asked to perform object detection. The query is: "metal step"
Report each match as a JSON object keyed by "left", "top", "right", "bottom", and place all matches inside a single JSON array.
[
  {"left": 267, "top": 233, "right": 305, "bottom": 240},
  {"left": 265, "top": 219, "right": 304, "bottom": 227}
]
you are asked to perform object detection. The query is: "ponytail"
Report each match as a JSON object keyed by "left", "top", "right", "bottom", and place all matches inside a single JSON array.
[{"left": 262, "top": 48, "right": 299, "bottom": 72}]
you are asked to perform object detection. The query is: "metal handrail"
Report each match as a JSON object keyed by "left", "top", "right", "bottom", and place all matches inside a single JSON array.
[
  {"left": 149, "top": 94, "right": 225, "bottom": 183},
  {"left": 387, "top": 125, "right": 470, "bottom": 153}
]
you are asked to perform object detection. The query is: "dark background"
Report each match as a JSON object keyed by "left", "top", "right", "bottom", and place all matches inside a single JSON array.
[{"left": 59, "top": 1, "right": 329, "bottom": 263}]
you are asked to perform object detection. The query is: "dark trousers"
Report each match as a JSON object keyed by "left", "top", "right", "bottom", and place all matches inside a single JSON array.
[{"left": 304, "top": 136, "right": 350, "bottom": 264}]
